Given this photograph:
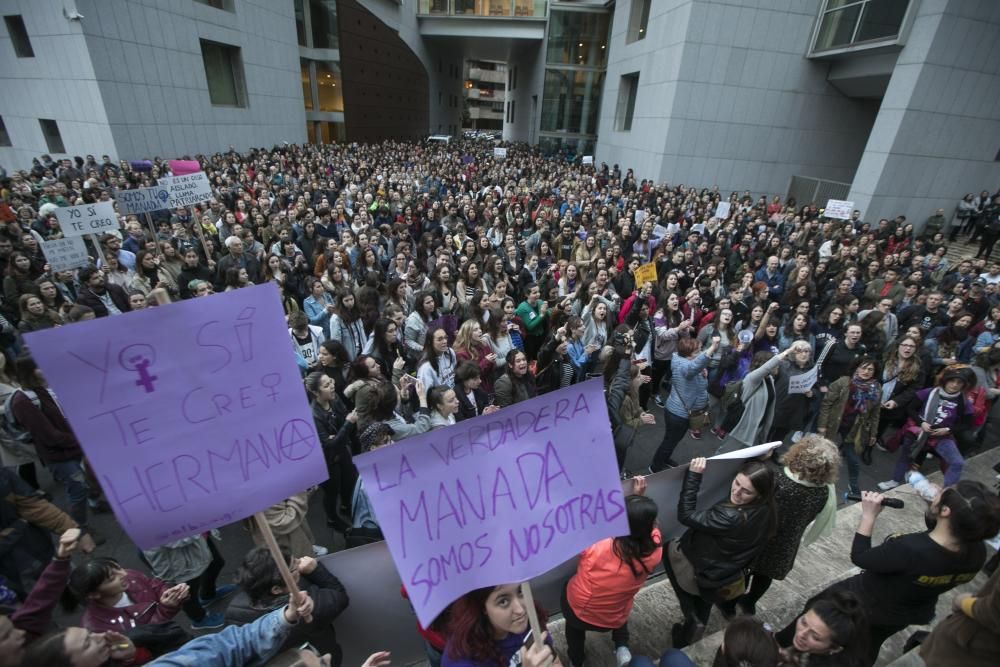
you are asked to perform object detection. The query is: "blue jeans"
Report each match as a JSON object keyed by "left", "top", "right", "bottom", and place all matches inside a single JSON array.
[
  {"left": 628, "top": 650, "right": 695, "bottom": 667},
  {"left": 839, "top": 440, "right": 861, "bottom": 495},
  {"left": 893, "top": 436, "right": 964, "bottom": 486},
  {"left": 47, "top": 460, "right": 90, "bottom": 526}
]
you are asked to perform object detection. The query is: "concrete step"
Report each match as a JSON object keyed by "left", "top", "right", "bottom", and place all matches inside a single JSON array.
[{"left": 545, "top": 447, "right": 1000, "bottom": 667}]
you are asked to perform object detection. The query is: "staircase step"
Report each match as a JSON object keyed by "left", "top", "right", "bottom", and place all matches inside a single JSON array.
[{"left": 544, "top": 447, "right": 1000, "bottom": 667}]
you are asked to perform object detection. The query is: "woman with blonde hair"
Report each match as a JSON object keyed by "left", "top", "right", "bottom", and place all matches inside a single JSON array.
[
  {"left": 453, "top": 319, "right": 498, "bottom": 395},
  {"left": 738, "top": 435, "right": 841, "bottom": 614}
]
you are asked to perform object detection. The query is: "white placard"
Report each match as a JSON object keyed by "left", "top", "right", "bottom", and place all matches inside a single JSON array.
[
  {"left": 788, "top": 366, "right": 819, "bottom": 394},
  {"left": 54, "top": 202, "right": 119, "bottom": 238},
  {"left": 161, "top": 172, "right": 213, "bottom": 208},
  {"left": 582, "top": 155, "right": 594, "bottom": 165},
  {"left": 493, "top": 147, "right": 507, "bottom": 159},
  {"left": 114, "top": 185, "right": 172, "bottom": 215},
  {"left": 824, "top": 199, "right": 854, "bottom": 220},
  {"left": 41, "top": 237, "right": 90, "bottom": 272},
  {"left": 715, "top": 201, "right": 731, "bottom": 220}
]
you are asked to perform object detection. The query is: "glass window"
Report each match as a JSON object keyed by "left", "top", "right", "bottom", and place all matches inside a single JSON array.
[
  {"left": 615, "top": 73, "right": 639, "bottom": 131},
  {"left": 310, "top": 0, "right": 339, "bottom": 50},
  {"left": 301, "top": 59, "right": 314, "bottom": 110},
  {"left": 856, "top": 0, "right": 910, "bottom": 42},
  {"left": 4, "top": 15, "right": 33, "bottom": 58},
  {"left": 546, "top": 11, "right": 610, "bottom": 67},
  {"left": 39, "top": 119, "right": 64, "bottom": 154},
  {"left": 814, "top": 0, "right": 909, "bottom": 52},
  {"left": 315, "top": 61, "right": 343, "bottom": 112},
  {"left": 294, "top": 0, "right": 307, "bottom": 46},
  {"left": 194, "top": 0, "right": 234, "bottom": 10},
  {"left": 627, "top": 0, "right": 651, "bottom": 43},
  {"left": 0, "top": 116, "right": 11, "bottom": 147},
  {"left": 200, "top": 39, "right": 247, "bottom": 107},
  {"left": 540, "top": 69, "right": 605, "bottom": 135}
]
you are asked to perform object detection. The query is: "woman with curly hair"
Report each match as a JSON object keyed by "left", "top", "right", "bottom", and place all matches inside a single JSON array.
[
  {"left": 738, "top": 435, "right": 841, "bottom": 615},
  {"left": 442, "top": 584, "right": 557, "bottom": 667}
]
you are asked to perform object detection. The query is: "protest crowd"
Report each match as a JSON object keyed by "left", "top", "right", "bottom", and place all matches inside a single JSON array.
[{"left": 1, "top": 140, "right": 1000, "bottom": 667}]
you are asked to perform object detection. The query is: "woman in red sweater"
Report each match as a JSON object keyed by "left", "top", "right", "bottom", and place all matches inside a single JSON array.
[{"left": 560, "top": 477, "right": 662, "bottom": 667}]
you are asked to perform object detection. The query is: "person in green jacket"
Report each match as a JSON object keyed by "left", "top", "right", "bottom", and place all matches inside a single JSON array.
[{"left": 515, "top": 282, "right": 548, "bottom": 361}]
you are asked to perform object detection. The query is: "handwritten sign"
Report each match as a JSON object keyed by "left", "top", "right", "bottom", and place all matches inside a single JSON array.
[
  {"left": 788, "top": 366, "right": 818, "bottom": 394},
  {"left": 582, "top": 155, "right": 593, "bottom": 166},
  {"left": 24, "top": 284, "right": 327, "bottom": 549},
  {"left": 355, "top": 380, "right": 628, "bottom": 626},
  {"left": 160, "top": 172, "right": 213, "bottom": 208},
  {"left": 54, "top": 202, "right": 119, "bottom": 238},
  {"left": 493, "top": 147, "right": 507, "bottom": 159},
  {"left": 41, "top": 237, "right": 90, "bottom": 272},
  {"left": 114, "top": 186, "right": 172, "bottom": 215},
  {"left": 633, "top": 262, "right": 657, "bottom": 286},
  {"left": 715, "top": 201, "right": 731, "bottom": 220},
  {"left": 824, "top": 199, "right": 854, "bottom": 220}
]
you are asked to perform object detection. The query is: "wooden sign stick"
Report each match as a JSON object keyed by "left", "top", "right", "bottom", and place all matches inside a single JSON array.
[
  {"left": 519, "top": 580, "right": 543, "bottom": 643},
  {"left": 253, "top": 511, "right": 313, "bottom": 623}
]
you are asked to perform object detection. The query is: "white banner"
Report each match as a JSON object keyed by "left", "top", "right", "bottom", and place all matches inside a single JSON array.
[
  {"left": 54, "top": 202, "right": 119, "bottom": 238},
  {"left": 788, "top": 366, "right": 819, "bottom": 394},
  {"left": 493, "top": 147, "right": 507, "bottom": 159},
  {"left": 41, "top": 237, "right": 90, "bottom": 272},
  {"left": 114, "top": 185, "right": 172, "bottom": 215},
  {"left": 824, "top": 199, "right": 854, "bottom": 220},
  {"left": 582, "top": 155, "right": 594, "bottom": 165},
  {"left": 160, "top": 172, "right": 213, "bottom": 208}
]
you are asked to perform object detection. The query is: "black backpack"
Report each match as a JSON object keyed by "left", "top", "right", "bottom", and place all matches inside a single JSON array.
[{"left": 719, "top": 380, "right": 746, "bottom": 432}]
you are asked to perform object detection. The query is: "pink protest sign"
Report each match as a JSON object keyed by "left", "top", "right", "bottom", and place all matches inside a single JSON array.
[
  {"left": 24, "top": 284, "right": 327, "bottom": 549},
  {"left": 354, "top": 379, "right": 628, "bottom": 626},
  {"left": 168, "top": 159, "right": 201, "bottom": 175}
]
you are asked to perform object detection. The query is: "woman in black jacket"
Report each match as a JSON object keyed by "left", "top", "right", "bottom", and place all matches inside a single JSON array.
[
  {"left": 664, "top": 457, "right": 776, "bottom": 648},
  {"left": 454, "top": 361, "right": 497, "bottom": 421},
  {"left": 305, "top": 371, "right": 359, "bottom": 533}
]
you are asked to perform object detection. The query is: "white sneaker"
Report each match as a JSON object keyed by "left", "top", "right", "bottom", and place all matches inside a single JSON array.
[
  {"left": 877, "top": 480, "right": 901, "bottom": 491},
  {"left": 312, "top": 544, "right": 329, "bottom": 557},
  {"left": 615, "top": 646, "right": 632, "bottom": 667}
]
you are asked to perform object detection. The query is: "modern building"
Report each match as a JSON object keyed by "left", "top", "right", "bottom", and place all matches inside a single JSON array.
[
  {"left": 463, "top": 59, "right": 506, "bottom": 132},
  {"left": 2, "top": 0, "right": 998, "bottom": 228}
]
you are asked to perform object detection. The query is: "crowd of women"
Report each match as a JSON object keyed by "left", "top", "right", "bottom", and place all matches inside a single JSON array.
[{"left": 1, "top": 141, "right": 1000, "bottom": 666}]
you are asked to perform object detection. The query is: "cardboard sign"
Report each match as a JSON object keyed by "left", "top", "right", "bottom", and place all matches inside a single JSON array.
[
  {"left": 788, "top": 366, "right": 819, "bottom": 394},
  {"left": 493, "top": 147, "right": 507, "bottom": 159},
  {"left": 24, "top": 284, "right": 327, "bottom": 549},
  {"left": 715, "top": 201, "right": 731, "bottom": 220},
  {"left": 824, "top": 199, "right": 854, "bottom": 220},
  {"left": 160, "top": 172, "right": 213, "bottom": 208},
  {"left": 114, "top": 186, "right": 172, "bottom": 215},
  {"left": 41, "top": 237, "right": 90, "bottom": 272},
  {"left": 582, "top": 155, "right": 593, "bottom": 166},
  {"left": 633, "top": 262, "right": 657, "bottom": 286},
  {"left": 354, "top": 380, "right": 629, "bottom": 626},
  {"left": 54, "top": 202, "right": 119, "bottom": 238}
]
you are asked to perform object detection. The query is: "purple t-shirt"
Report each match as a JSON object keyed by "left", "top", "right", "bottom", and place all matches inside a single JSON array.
[
  {"left": 442, "top": 629, "right": 552, "bottom": 667},
  {"left": 914, "top": 388, "right": 970, "bottom": 429}
]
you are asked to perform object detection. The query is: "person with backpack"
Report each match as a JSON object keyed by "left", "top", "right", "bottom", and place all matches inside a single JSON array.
[
  {"left": 715, "top": 342, "right": 808, "bottom": 452},
  {"left": 8, "top": 355, "right": 101, "bottom": 544}
]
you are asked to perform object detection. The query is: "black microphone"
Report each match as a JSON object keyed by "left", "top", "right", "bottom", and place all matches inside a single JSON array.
[{"left": 846, "top": 493, "right": 904, "bottom": 508}]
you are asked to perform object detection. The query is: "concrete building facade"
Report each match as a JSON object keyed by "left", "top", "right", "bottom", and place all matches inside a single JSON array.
[{"left": 0, "top": 0, "right": 305, "bottom": 167}]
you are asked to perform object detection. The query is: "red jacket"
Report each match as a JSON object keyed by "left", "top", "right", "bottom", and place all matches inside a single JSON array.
[{"left": 81, "top": 569, "right": 182, "bottom": 633}]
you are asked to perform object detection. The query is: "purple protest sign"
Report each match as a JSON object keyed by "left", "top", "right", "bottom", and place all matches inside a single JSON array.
[
  {"left": 354, "top": 379, "right": 628, "bottom": 627},
  {"left": 24, "top": 284, "right": 327, "bottom": 549}
]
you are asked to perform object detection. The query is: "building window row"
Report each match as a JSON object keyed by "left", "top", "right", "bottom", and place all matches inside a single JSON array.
[
  {"left": 200, "top": 39, "right": 248, "bottom": 107},
  {"left": 1, "top": 116, "right": 66, "bottom": 153}
]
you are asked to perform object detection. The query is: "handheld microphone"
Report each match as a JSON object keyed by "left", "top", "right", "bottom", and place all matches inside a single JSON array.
[{"left": 846, "top": 493, "right": 904, "bottom": 508}]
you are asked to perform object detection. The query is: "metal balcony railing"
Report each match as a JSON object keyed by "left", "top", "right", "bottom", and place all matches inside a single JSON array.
[{"left": 418, "top": 1, "right": 546, "bottom": 18}]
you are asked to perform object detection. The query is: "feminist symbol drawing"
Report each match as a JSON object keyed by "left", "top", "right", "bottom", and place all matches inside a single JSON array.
[{"left": 119, "top": 344, "right": 158, "bottom": 394}]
